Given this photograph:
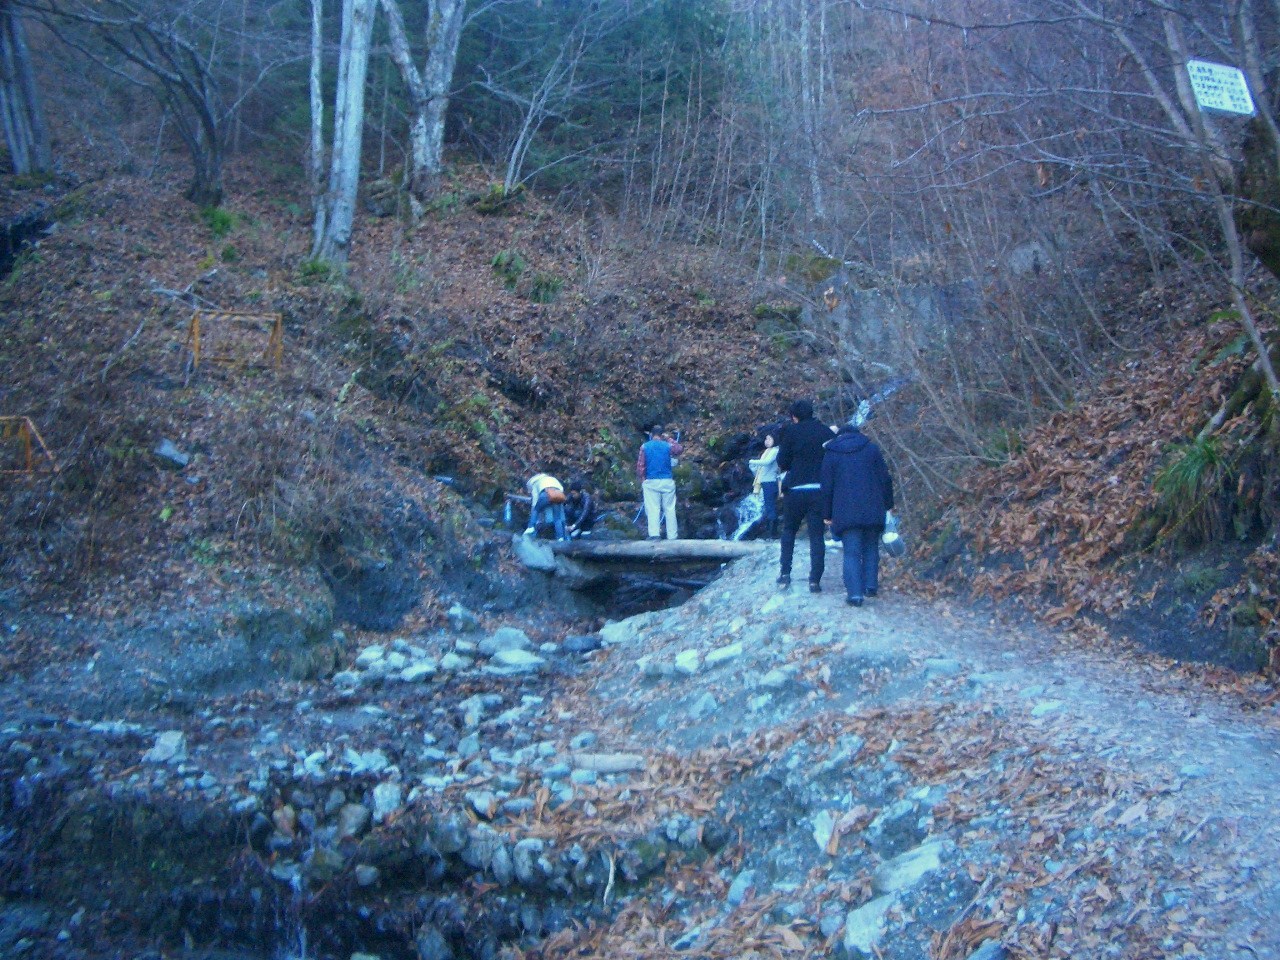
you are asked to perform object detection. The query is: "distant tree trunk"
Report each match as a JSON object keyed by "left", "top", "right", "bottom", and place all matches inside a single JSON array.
[
  {"left": 379, "top": 0, "right": 466, "bottom": 213},
  {"left": 311, "top": 0, "right": 376, "bottom": 264},
  {"left": 308, "top": 0, "right": 326, "bottom": 244},
  {"left": 0, "top": 1, "right": 51, "bottom": 176}
]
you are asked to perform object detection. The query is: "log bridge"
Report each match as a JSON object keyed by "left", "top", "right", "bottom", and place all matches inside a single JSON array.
[{"left": 513, "top": 535, "right": 763, "bottom": 587}]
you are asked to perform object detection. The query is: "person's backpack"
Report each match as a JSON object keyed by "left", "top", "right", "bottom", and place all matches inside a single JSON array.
[{"left": 545, "top": 487, "right": 567, "bottom": 505}]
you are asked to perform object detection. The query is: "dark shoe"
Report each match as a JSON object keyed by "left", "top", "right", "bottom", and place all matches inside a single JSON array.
[
  {"left": 809, "top": 582, "right": 822, "bottom": 593},
  {"left": 846, "top": 597, "right": 863, "bottom": 607},
  {"left": 865, "top": 589, "right": 877, "bottom": 598},
  {"left": 777, "top": 576, "right": 791, "bottom": 589}
]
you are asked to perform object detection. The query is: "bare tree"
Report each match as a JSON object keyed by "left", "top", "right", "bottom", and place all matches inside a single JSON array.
[
  {"left": 24, "top": 0, "right": 297, "bottom": 206},
  {"left": 0, "top": 0, "right": 50, "bottom": 175},
  {"left": 311, "top": 0, "right": 377, "bottom": 263}
]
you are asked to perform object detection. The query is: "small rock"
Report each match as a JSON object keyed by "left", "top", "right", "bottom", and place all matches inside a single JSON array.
[
  {"left": 1031, "top": 700, "right": 1063, "bottom": 718},
  {"left": 924, "top": 658, "right": 963, "bottom": 678},
  {"left": 154, "top": 439, "right": 190, "bottom": 469},
  {"left": 812, "top": 810, "right": 836, "bottom": 853},
  {"left": 440, "top": 652, "right": 473, "bottom": 671},
  {"left": 372, "top": 782, "right": 402, "bottom": 821},
  {"left": 491, "top": 649, "right": 545, "bottom": 671},
  {"left": 705, "top": 642, "right": 744, "bottom": 667},
  {"left": 467, "top": 791, "right": 496, "bottom": 819},
  {"left": 599, "top": 620, "right": 637, "bottom": 645},
  {"left": 481, "top": 627, "right": 533, "bottom": 656},
  {"left": 760, "top": 669, "right": 789, "bottom": 688},
  {"left": 843, "top": 895, "right": 895, "bottom": 954},
  {"left": 562, "top": 634, "right": 602, "bottom": 654},
  {"left": 400, "top": 662, "right": 437, "bottom": 683},
  {"left": 355, "top": 646, "right": 386, "bottom": 668},
  {"left": 748, "top": 694, "right": 772, "bottom": 712},
  {"left": 965, "top": 941, "right": 1009, "bottom": 960},
  {"left": 570, "top": 752, "right": 646, "bottom": 773},
  {"left": 462, "top": 825, "right": 502, "bottom": 870},
  {"left": 143, "top": 731, "right": 187, "bottom": 764},
  {"left": 385, "top": 651, "right": 409, "bottom": 670},
  {"left": 570, "top": 732, "right": 598, "bottom": 750},
  {"left": 332, "top": 670, "right": 361, "bottom": 688},
  {"left": 354, "top": 864, "right": 380, "bottom": 887},
  {"left": 727, "top": 868, "right": 757, "bottom": 906},
  {"left": 336, "top": 803, "right": 371, "bottom": 839},
  {"left": 502, "top": 797, "right": 536, "bottom": 816},
  {"left": 872, "top": 840, "right": 945, "bottom": 894},
  {"left": 491, "top": 843, "right": 515, "bottom": 885},
  {"left": 689, "top": 692, "right": 719, "bottom": 719},
  {"left": 674, "top": 650, "right": 701, "bottom": 675},
  {"left": 513, "top": 837, "right": 546, "bottom": 884},
  {"left": 457, "top": 733, "right": 481, "bottom": 758},
  {"left": 447, "top": 603, "right": 481, "bottom": 633},
  {"left": 570, "top": 769, "right": 598, "bottom": 785},
  {"left": 415, "top": 923, "right": 455, "bottom": 960}
]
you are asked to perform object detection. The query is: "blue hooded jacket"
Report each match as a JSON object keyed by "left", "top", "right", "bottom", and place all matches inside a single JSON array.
[{"left": 820, "top": 427, "right": 894, "bottom": 536}]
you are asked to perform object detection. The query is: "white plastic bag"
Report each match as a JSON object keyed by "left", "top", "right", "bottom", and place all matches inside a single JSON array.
[{"left": 881, "top": 511, "right": 906, "bottom": 557}]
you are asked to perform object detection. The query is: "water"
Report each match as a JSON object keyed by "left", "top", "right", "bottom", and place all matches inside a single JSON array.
[{"left": 725, "top": 492, "right": 763, "bottom": 541}]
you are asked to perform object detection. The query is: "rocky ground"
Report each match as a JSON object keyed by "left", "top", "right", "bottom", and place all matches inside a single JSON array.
[{"left": 3, "top": 542, "right": 1280, "bottom": 960}]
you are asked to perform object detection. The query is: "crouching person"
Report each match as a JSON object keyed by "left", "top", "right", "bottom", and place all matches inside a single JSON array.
[{"left": 525, "top": 472, "right": 568, "bottom": 541}]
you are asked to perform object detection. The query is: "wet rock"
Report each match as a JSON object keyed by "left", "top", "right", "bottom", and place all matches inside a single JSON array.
[
  {"left": 432, "top": 814, "right": 469, "bottom": 854},
  {"left": 447, "top": 604, "right": 481, "bottom": 633},
  {"left": 480, "top": 627, "right": 533, "bottom": 656},
  {"left": 336, "top": 803, "right": 371, "bottom": 840},
  {"left": 306, "top": 846, "right": 346, "bottom": 883},
  {"left": 842, "top": 895, "right": 895, "bottom": 955},
  {"left": 143, "top": 730, "right": 187, "bottom": 764},
  {"left": 871, "top": 839, "right": 945, "bottom": 894},
  {"left": 415, "top": 923, "right": 455, "bottom": 960}
]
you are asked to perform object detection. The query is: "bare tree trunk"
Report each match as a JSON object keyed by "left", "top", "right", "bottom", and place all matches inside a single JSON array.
[
  {"left": 380, "top": 0, "right": 465, "bottom": 213},
  {"left": 0, "top": 1, "right": 51, "bottom": 176},
  {"left": 308, "top": 0, "right": 326, "bottom": 245},
  {"left": 312, "top": 0, "right": 376, "bottom": 264}
]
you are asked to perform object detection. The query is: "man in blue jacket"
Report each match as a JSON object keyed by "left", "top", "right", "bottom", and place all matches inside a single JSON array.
[
  {"left": 821, "top": 412, "right": 894, "bottom": 606},
  {"left": 776, "top": 399, "right": 836, "bottom": 591},
  {"left": 637, "top": 426, "right": 683, "bottom": 540}
]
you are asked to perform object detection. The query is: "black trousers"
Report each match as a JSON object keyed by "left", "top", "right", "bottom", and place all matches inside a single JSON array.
[{"left": 779, "top": 488, "right": 825, "bottom": 583}]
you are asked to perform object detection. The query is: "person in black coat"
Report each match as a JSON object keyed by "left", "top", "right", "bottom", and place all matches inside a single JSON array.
[
  {"left": 821, "top": 414, "right": 895, "bottom": 606},
  {"left": 776, "top": 398, "right": 838, "bottom": 591}
]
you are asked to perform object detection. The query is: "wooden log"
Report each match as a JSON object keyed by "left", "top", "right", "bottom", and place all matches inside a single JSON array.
[{"left": 550, "top": 539, "right": 764, "bottom": 562}]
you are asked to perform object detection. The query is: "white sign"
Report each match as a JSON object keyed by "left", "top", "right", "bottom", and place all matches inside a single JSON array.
[{"left": 1187, "top": 59, "right": 1256, "bottom": 116}]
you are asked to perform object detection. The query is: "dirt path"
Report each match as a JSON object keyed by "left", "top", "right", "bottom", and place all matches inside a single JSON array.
[{"left": 568, "top": 546, "right": 1280, "bottom": 959}]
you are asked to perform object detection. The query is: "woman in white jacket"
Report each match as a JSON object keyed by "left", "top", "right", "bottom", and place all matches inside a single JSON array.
[{"left": 749, "top": 434, "right": 781, "bottom": 538}]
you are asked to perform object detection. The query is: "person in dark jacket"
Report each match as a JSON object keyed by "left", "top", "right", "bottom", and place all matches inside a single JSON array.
[
  {"left": 821, "top": 412, "right": 894, "bottom": 607},
  {"left": 565, "top": 477, "right": 598, "bottom": 537},
  {"left": 776, "top": 399, "right": 837, "bottom": 591}
]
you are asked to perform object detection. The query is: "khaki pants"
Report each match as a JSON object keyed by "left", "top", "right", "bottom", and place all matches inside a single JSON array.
[{"left": 642, "top": 478, "right": 678, "bottom": 539}]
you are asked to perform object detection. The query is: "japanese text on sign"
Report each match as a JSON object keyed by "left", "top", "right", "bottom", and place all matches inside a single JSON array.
[{"left": 1186, "top": 59, "right": 1255, "bottom": 116}]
